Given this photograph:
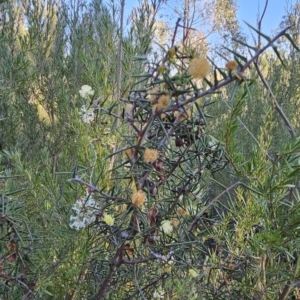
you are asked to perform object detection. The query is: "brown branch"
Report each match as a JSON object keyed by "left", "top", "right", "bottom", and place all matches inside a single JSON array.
[
  {"left": 67, "top": 176, "right": 125, "bottom": 202},
  {"left": 0, "top": 272, "right": 32, "bottom": 292},
  {"left": 279, "top": 281, "right": 292, "bottom": 300},
  {"left": 171, "top": 18, "right": 181, "bottom": 47},
  {"left": 94, "top": 249, "right": 174, "bottom": 299},
  {"left": 93, "top": 264, "right": 117, "bottom": 300},
  {"left": 134, "top": 117, "right": 154, "bottom": 157}
]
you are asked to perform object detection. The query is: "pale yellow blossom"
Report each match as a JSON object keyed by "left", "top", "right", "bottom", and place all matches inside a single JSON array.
[
  {"left": 156, "top": 94, "right": 170, "bottom": 110},
  {"left": 226, "top": 60, "right": 238, "bottom": 70},
  {"left": 144, "top": 148, "right": 159, "bottom": 163},
  {"left": 161, "top": 220, "right": 173, "bottom": 234},
  {"left": 103, "top": 214, "right": 115, "bottom": 226},
  {"left": 132, "top": 190, "right": 146, "bottom": 207},
  {"left": 189, "top": 268, "right": 199, "bottom": 278},
  {"left": 188, "top": 58, "right": 210, "bottom": 79},
  {"left": 79, "top": 85, "right": 94, "bottom": 99}
]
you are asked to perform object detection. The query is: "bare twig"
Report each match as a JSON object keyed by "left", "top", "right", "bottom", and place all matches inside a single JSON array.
[
  {"left": 257, "top": 0, "right": 269, "bottom": 48},
  {"left": 67, "top": 176, "right": 124, "bottom": 202},
  {"left": 171, "top": 18, "right": 181, "bottom": 47}
]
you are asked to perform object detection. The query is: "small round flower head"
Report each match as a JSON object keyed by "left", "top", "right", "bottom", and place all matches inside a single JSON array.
[
  {"left": 79, "top": 105, "right": 95, "bottom": 123},
  {"left": 103, "top": 214, "right": 115, "bottom": 226},
  {"left": 79, "top": 85, "right": 95, "bottom": 99},
  {"left": 168, "top": 47, "right": 176, "bottom": 58},
  {"left": 144, "top": 148, "right": 158, "bottom": 163},
  {"left": 69, "top": 195, "right": 101, "bottom": 230},
  {"left": 160, "top": 220, "right": 173, "bottom": 234},
  {"left": 132, "top": 190, "right": 146, "bottom": 207},
  {"left": 147, "top": 87, "right": 160, "bottom": 103},
  {"left": 188, "top": 58, "right": 210, "bottom": 79},
  {"left": 157, "top": 64, "right": 166, "bottom": 74},
  {"left": 188, "top": 268, "right": 199, "bottom": 278},
  {"left": 172, "top": 218, "right": 180, "bottom": 227},
  {"left": 156, "top": 94, "right": 170, "bottom": 110},
  {"left": 174, "top": 110, "right": 191, "bottom": 122},
  {"left": 226, "top": 60, "right": 238, "bottom": 71}
]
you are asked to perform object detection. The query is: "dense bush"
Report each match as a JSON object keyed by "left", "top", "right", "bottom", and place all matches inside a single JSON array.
[{"left": 1, "top": 0, "right": 300, "bottom": 299}]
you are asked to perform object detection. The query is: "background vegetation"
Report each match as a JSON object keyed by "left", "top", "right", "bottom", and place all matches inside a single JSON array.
[{"left": 1, "top": 0, "right": 300, "bottom": 299}]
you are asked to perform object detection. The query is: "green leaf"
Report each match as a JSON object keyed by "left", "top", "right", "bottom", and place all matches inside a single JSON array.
[
  {"left": 130, "top": 89, "right": 147, "bottom": 93},
  {"left": 163, "top": 73, "right": 176, "bottom": 91},
  {"left": 207, "top": 56, "right": 227, "bottom": 79},
  {"left": 272, "top": 46, "right": 287, "bottom": 68},
  {"left": 203, "top": 77, "right": 212, "bottom": 88},
  {"left": 132, "top": 73, "right": 152, "bottom": 78},
  {"left": 231, "top": 38, "right": 259, "bottom": 51},
  {"left": 44, "top": 290, "right": 55, "bottom": 296},
  {"left": 244, "top": 21, "right": 271, "bottom": 42},
  {"left": 5, "top": 188, "right": 26, "bottom": 196},
  {"left": 132, "top": 55, "right": 148, "bottom": 61},
  {"left": 213, "top": 69, "right": 219, "bottom": 86},
  {"left": 284, "top": 33, "right": 300, "bottom": 51},
  {"left": 173, "top": 89, "right": 192, "bottom": 96},
  {"left": 222, "top": 46, "right": 248, "bottom": 63},
  {"left": 282, "top": 184, "right": 296, "bottom": 188}
]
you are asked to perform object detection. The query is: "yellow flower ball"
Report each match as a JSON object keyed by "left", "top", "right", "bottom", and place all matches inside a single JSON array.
[
  {"left": 226, "top": 60, "right": 238, "bottom": 70},
  {"left": 188, "top": 58, "right": 210, "bottom": 79},
  {"left": 156, "top": 94, "right": 170, "bottom": 110},
  {"left": 144, "top": 148, "right": 159, "bottom": 163},
  {"left": 161, "top": 220, "right": 173, "bottom": 234},
  {"left": 132, "top": 190, "right": 146, "bottom": 207},
  {"left": 188, "top": 268, "right": 199, "bottom": 278},
  {"left": 103, "top": 214, "right": 115, "bottom": 226}
]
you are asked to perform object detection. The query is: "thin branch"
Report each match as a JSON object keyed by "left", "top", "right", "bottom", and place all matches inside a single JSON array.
[
  {"left": 0, "top": 273, "right": 32, "bottom": 292},
  {"left": 117, "top": 0, "right": 125, "bottom": 102},
  {"left": 279, "top": 281, "right": 292, "bottom": 300},
  {"left": 171, "top": 18, "right": 181, "bottom": 47},
  {"left": 253, "top": 61, "right": 295, "bottom": 138},
  {"left": 257, "top": 0, "right": 269, "bottom": 48},
  {"left": 188, "top": 181, "right": 241, "bottom": 231},
  {"left": 124, "top": 274, "right": 167, "bottom": 300},
  {"left": 134, "top": 263, "right": 148, "bottom": 300},
  {"left": 67, "top": 176, "right": 125, "bottom": 202},
  {"left": 93, "top": 265, "right": 117, "bottom": 300}
]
